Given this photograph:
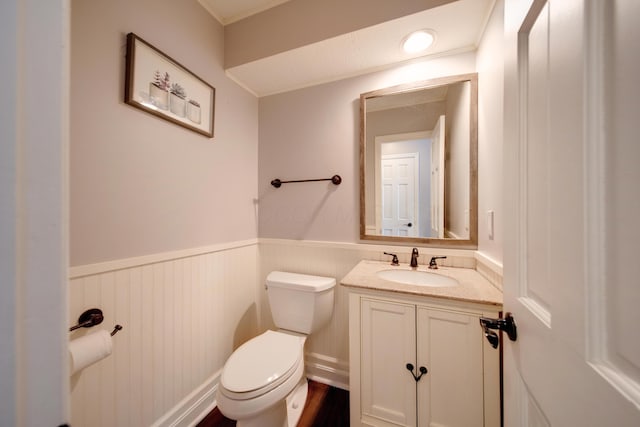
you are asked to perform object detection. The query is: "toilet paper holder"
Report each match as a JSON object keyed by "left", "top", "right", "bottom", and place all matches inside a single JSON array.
[{"left": 69, "top": 308, "right": 123, "bottom": 336}]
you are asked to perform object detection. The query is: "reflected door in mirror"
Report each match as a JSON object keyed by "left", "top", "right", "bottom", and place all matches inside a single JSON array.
[{"left": 379, "top": 153, "right": 418, "bottom": 237}]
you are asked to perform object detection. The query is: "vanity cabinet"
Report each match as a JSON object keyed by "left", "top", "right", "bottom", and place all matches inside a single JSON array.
[{"left": 349, "top": 291, "right": 501, "bottom": 427}]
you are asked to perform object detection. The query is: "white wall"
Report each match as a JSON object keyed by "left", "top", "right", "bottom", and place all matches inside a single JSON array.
[
  {"left": 71, "top": 0, "right": 259, "bottom": 266},
  {"left": 476, "top": 0, "right": 504, "bottom": 263}
]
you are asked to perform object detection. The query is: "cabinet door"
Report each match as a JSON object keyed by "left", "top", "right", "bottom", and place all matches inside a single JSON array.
[
  {"left": 361, "top": 298, "right": 417, "bottom": 426},
  {"left": 416, "top": 307, "right": 484, "bottom": 427}
]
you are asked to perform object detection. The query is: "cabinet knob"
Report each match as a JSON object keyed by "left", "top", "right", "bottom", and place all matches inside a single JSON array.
[{"left": 406, "top": 363, "right": 428, "bottom": 382}]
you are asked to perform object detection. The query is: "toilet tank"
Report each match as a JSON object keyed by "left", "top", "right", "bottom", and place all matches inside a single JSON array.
[{"left": 266, "top": 271, "right": 336, "bottom": 334}]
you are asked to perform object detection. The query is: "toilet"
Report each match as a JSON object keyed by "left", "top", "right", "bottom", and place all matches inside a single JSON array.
[{"left": 216, "top": 271, "right": 336, "bottom": 427}]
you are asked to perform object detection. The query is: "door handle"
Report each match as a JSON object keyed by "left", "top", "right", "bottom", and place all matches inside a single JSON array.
[
  {"left": 479, "top": 313, "right": 517, "bottom": 348},
  {"left": 402, "top": 222, "right": 413, "bottom": 227}
]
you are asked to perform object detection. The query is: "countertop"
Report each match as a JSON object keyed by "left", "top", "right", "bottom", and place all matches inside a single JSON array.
[{"left": 341, "top": 260, "right": 503, "bottom": 307}]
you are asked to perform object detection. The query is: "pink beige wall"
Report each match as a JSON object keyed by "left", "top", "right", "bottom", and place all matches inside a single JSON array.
[
  {"left": 258, "top": 14, "right": 504, "bottom": 266},
  {"left": 71, "top": 0, "right": 258, "bottom": 266},
  {"left": 257, "top": 51, "right": 477, "bottom": 243},
  {"left": 255, "top": 1, "right": 505, "bottom": 266},
  {"left": 69, "top": 0, "right": 503, "bottom": 266}
]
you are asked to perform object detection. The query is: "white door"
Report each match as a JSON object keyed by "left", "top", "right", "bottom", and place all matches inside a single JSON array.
[
  {"left": 380, "top": 153, "right": 419, "bottom": 237},
  {"left": 430, "top": 115, "right": 445, "bottom": 238},
  {"left": 503, "top": 1, "right": 640, "bottom": 426}
]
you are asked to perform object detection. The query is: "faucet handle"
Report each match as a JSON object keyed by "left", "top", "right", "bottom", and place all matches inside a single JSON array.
[
  {"left": 428, "top": 256, "right": 447, "bottom": 269},
  {"left": 384, "top": 252, "right": 399, "bottom": 266}
]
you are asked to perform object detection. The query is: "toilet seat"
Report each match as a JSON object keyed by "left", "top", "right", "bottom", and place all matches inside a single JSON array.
[{"left": 220, "top": 330, "right": 303, "bottom": 400}]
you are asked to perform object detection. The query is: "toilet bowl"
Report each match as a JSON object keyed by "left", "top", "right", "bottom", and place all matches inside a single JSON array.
[
  {"left": 217, "top": 330, "right": 306, "bottom": 426},
  {"left": 216, "top": 271, "right": 335, "bottom": 427}
]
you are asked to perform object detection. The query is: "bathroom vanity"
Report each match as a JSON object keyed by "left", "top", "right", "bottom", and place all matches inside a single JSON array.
[{"left": 342, "top": 260, "right": 502, "bottom": 427}]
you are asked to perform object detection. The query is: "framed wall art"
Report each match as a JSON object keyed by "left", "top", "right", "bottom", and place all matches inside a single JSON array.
[{"left": 124, "top": 32, "right": 215, "bottom": 138}]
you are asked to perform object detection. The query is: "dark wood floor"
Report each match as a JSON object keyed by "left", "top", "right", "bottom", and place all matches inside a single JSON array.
[{"left": 197, "top": 380, "right": 349, "bottom": 427}]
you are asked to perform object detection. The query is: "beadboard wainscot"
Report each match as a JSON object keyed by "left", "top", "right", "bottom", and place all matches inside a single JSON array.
[{"left": 68, "top": 240, "right": 260, "bottom": 427}]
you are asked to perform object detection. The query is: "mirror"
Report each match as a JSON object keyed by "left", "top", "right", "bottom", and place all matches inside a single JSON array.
[{"left": 360, "top": 73, "right": 477, "bottom": 249}]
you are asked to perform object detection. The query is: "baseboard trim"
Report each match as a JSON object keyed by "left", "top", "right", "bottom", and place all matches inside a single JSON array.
[
  {"left": 305, "top": 352, "right": 349, "bottom": 391},
  {"left": 151, "top": 371, "right": 221, "bottom": 427},
  {"left": 150, "top": 352, "right": 349, "bottom": 426}
]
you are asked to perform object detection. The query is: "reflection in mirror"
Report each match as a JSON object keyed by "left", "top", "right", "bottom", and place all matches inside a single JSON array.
[{"left": 360, "top": 73, "right": 477, "bottom": 249}]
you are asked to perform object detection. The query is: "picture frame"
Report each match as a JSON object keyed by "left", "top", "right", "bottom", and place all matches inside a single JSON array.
[{"left": 124, "top": 32, "right": 215, "bottom": 138}]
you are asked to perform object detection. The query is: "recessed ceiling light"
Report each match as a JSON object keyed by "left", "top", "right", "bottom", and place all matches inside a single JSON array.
[{"left": 402, "top": 30, "right": 435, "bottom": 54}]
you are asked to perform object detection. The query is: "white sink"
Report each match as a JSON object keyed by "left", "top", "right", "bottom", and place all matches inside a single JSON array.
[{"left": 376, "top": 269, "right": 459, "bottom": 287}]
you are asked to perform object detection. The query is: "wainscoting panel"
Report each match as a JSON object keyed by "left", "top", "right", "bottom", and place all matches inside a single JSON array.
[{"left": 68, "top": 241, "right": 259, "bottom": 427}]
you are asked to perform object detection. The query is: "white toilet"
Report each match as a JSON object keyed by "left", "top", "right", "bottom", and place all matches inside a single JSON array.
[{"left": 216, "top": 271, "right": 336, "bottom": 427}]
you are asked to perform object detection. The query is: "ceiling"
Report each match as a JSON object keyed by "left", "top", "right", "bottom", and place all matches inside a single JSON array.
[
  {"left": 199, "top": 0, "right": 294, "bottom": 25},
  {"left": 199, "top": 0, "right": 495, "bottom": 97}
]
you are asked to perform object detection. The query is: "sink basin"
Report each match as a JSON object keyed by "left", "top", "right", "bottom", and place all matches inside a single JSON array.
[{"left": 376, "top": 269, "right": 459, "bottom": 287}]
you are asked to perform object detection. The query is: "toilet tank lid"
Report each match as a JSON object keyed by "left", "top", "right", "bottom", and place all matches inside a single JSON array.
[{"left": 266, "top": 271, "right": 336, "bottom": 292}]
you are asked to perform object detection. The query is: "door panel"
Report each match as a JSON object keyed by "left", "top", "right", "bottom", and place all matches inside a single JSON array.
[
  {"left": 522, "top": 1, "right": 552, "bottom": 325},
  {"left": 504, "top": 0, "right": 640, "bottom": 425}
]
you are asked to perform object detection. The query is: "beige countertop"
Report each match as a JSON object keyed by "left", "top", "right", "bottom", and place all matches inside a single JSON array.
[{"left": 341, "top": 260, "right": 503, "bottom": 307}]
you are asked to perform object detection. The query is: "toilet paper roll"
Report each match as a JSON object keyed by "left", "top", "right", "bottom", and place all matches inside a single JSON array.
[{"left": 69, "top": 330, "right": 113, "bottom": 375}]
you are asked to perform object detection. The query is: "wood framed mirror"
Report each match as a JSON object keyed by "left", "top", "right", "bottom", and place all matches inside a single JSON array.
[{"left": 360, "top": 73, "right": 478, "bottom": 249}]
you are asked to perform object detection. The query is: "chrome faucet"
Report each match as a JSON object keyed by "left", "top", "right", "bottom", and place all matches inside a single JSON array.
[{"left": 410, "top": 248, "right": 419, "bottom": 268}]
